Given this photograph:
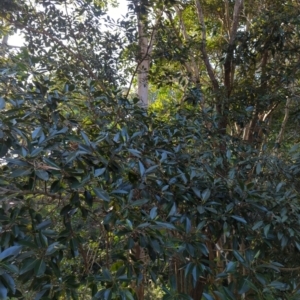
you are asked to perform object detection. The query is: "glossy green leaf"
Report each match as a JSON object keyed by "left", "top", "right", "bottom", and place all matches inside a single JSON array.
[
  {"left": 131, "top": 198, "right": 149, "bottom": 206},
  {"left": 0, "top": 281, "right": 7, "bottom": 300},
  {"left": 81, "top": 130, "right": 91, "bottom": 145},
  {"left": 94, "top": 168, "right": 106, "bottom": 177},
  {"left": 184, "top": 262, "right": 194, "bottom": 279},
  {"left": 255, "top": 273, "right": 267, "bottom": 285},
  {"left": 36, "top": 219, "right": 52, "bottom": 230},
  {"left": 1, "top": 273, "right": 16, "bottom": 294},
  {"left": 94, "top": 187, "right": 110, "bottom": 202},
  {"left": 233, "top": 250, "right": 246, "bottom": 264},
  {"left": 145, "top": 165, "right": 159, "bottom": 174},
  {"left": 0, "top": 97, "right": 5, "bottom": 109},
  {"left": 264, "top": 224, "right": 271, "bottom": 237},
  {"left": 231, "top": 215, "right": 247, "bottom": 224},
  {"left": 138, "top": 160, "right": 145, "bottom": 177},
  {"left": 0, "top": 246, "right": 22, "bottom": 261},
  {"left": 34, "top": 259, "right": 46, "bottom": 277},
  {"left": 256, "top": 162, "right": 261, "bottom": 175},
  {"left": 0, "top": 144, "right": 8, "bottom": 158},
  {"left": 103, "top": 288, "right": 112, "bottom": 300},
  {"left": 70, "top": 238, "right": 79, "bottom": 257},
  {"left": 34, "top": 289, "right": 48, "bottom": 300},
  {"left": 11, "top": 169, "right": 32, "bottom": 178},
  {"left": 43, "top": 157, "right": 61, "bottom": 170},
  {"left": 65, "top": 152, "right": 78, "bottom": 164},
  {"left": 84, "top": 190, "right": 93, "bottom": 207},
  {"left": 60, "top": 204, "right": 73, "bottom": 216},
  {"left": 192, "top": 187, "right": 201, "bottom": 198},
  {"left": 20, "top": 258, "right": 36, "bottom": 275},
  {"left": 150, "top": 207, "right": 157, "bottom": 219},
  {"left": 269, "top": 281, "right": 288, "bottom": 291},
  {"left": 202, "top": 293, "right": 214, "bottom": 300},
  {"left": 252, "top": 221, "right": 263, "bottom": 230},
  {"left": 32, "top": 127, "right": 43, "bottom": 139},
  {"left": 35, "top": 170, "right": 49, "bottom": 181},
  {"left": 201, "top": 189, "right": 211, "bottom": 201},
  {"left": 238, "top": 278, "right": 250, "bottom": 294},
  {"left": 225, "top": 261, "right": 237, "bottom": 273},
  {"left": 212, "top": 291, "right": 226, "bottom": 300},
  {"left": 45, "top": 242, "right": 63, "bottom": 256},
  {"left": 128, "top": 149, "right": 141, "bottom": 158},
  {"left": 153, "top": 221, "right": 176, "bottom": 230},
  {"left": 38, "top": 231, "right": 48, "bottom": 247},
  {"left": 1, "top": 264, "right": 18, "bottom": 274}
]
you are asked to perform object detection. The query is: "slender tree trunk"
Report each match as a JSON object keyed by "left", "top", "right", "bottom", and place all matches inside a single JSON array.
[
  {"left": 2, "top": 35, "right": 8, "bottom": 45},
  {"left": 243, "top": 50, "right": 269, "bottom": 143},
  {"left": 134, "top": 3, "right": 161, "bottom": 109},
  {"left": 133, "top": 243, "right": 145, "bottom": 300},
  {"left": 137, "top": 14, "right": 150, "bottom": 108},
  {"left": 222, "top": 0, "right": 244, "bottom": 134},
  {"left": 194, "top": 0, "right": 219, "bottom": 93},
  {"left": 275, "top": 97, "right": 292, "bottom": 149},
  {"left": 1, "top": 35, "right": 9, "bottom": 58},
  {"left": 189, "top": 278, "right": 205, "bottom": 299}
]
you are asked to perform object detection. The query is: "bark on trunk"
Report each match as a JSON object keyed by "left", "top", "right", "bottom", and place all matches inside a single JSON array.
[
  {"left": 133, "top": 243, "right": 145, "bottom": 300},
  {"left": 1, "top": 35, "right": 8, "bottom": 57},
  {"left": 189, "top": 278, "right": 205, "bottom": 300},
  {"left": 275, "top": 97, "right": 292, "bottom": 148},
  {"left": 243, "top": 50, "right": 269, "bottom": 144},
  {"left": 2, "top": 35, "right": 8, "bottom": 45},
  {"left": 137, "top": 15, "right": 150, "bottom": 108},
  {"left": 135, "top": 5, "right": 161, "bottom": 109},
  {"left": 194, "top": 0, "right": 219, "bottom": 92},
  {"left": 222, "top": 0, "right": 244, "bottom": 134}
]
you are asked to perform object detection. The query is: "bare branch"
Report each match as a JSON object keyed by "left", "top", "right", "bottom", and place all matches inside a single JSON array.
[{"left": 263, "top": 102, "right": 279, "bottom": 121}]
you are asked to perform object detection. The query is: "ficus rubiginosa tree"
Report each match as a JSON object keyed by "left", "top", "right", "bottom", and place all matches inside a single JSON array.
[{"left": 0, "top": 1, "right": 300, "bottom": 300}]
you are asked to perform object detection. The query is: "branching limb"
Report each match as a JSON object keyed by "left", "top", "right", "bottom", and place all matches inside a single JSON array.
[{"left": 194, "top": 0, "right": 219, "bottom": 91}]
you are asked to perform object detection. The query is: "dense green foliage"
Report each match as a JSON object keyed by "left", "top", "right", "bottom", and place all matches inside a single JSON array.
[{"left": 1, "top": 0, "right": 300, "bottom": 299}]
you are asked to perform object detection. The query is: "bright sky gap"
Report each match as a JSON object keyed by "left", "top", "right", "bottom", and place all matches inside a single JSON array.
[{"left": 8, "top": 1, "right": 129, "bottom": 47}]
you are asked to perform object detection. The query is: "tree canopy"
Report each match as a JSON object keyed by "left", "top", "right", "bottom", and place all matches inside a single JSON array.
[{"left": 1, "top": 0, "right": 300, "bottom": 299}]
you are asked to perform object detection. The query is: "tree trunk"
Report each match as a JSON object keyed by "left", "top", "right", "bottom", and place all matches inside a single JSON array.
[
  {"left": 133, "top": 243, "right": 145, "bottom": 300},
  {"left": 137, "top": 15, "right": 150, "bottom": 108},
  {"left": 2, "top": 35, "right": 8, "bottom": 45},
  {"left": 275, "top": 97, "right": 292, "bottom": 149},
  {"left": 243, "top": 50, "right": 269, "bottom": 144},
  {"left": 189, "top": 278, "right": 205, "bottom": 300},
  {"left": 0, "top": 35, "right": 9, "bottom": 58},
  {"left": 134, "top": 3, "right": 161, "bottom": 109}
]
